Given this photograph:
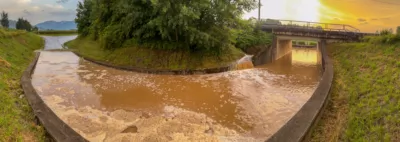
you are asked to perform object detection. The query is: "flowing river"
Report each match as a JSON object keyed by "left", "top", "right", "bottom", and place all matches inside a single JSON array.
[{"left": 32, "top": 36, "right": 321, "bottom": 141}]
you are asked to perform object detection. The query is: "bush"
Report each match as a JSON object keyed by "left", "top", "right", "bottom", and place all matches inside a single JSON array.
[
  {"left": 379, "top": 29, "right": 393, "bottom": 35},
  {"left": 297, "top": 41, "right": 306, "bottom": 45},
  {"left": 363, "top": 34, "right": 400, "bottom": 44},
  {"left": 235, "top": 29, "right": 272, "bottom": 51}
]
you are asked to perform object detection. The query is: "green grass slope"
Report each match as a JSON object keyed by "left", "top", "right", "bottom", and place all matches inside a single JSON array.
[
  {"left": 312, "top": 35, "right": 400, "bottom": 141},
  {"left": 37, "top": 30, "right": 78, "bottom": 36},
  {"left": 66, "top": 37, "right": 244, "bottom": 70},
  {"left": 0, "top": 29, "right": 45, "bottom": 141}
]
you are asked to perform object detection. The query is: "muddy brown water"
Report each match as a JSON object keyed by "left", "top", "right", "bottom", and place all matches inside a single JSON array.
[{"left": 32, "top": 36, "right": 321, "bottom": 141}]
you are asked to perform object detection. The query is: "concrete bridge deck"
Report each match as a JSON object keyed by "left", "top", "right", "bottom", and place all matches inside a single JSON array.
[{"left": 260, "top": 19, "right": 377, "bottom": 41}]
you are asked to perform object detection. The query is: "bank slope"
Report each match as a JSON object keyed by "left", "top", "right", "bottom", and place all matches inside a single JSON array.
[
  {"left": 0, "top": 29, "right": 45, "bottom": 141},
  {"left": 311, "top": 36, "right": 400, "bottom": 141},
  {"left": 66, "top": 37, "right": 244, "bottom": 71}
]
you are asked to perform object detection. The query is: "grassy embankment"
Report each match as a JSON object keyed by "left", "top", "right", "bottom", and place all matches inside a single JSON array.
[
  {"left": 312, "top": 34, "right": 400, "bottom": 141},
  {"left": 37, "top": 30, "right": 77, "bottom": 36},
  {"left": 65, "top": 28, "right": 272, "bottom": 70},
  {"left": 0, "top": 29, "right": 45, "bottom": 141},
  {"left": 66, "top": 37, "right": 245, "bottom": 70}
]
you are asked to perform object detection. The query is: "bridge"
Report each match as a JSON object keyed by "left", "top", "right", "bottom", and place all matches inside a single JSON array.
[
  {"left": 260, "top": 19, "right": 376, "bottom": 41},
  {"left": 253, "top": 19, "right": 377, "bottom": 65}
]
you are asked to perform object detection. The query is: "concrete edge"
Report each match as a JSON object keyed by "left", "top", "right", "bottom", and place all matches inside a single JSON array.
[
  {"left": 266, "top": 40, "right": 334, "bottom": 142},
  {"left": 71, "top": 51, "right": 233, "bottom": 75},
  {"left": 21, "top": 52, "right": 87, "bottom": 142}
]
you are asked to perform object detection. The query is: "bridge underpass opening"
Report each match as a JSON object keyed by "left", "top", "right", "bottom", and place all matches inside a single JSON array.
[
  {"left": 274, "top": 36, "right": 321, "bottom": 65},
  {"left": 276, "top": 39, "right": 292, "bottom": 60}
]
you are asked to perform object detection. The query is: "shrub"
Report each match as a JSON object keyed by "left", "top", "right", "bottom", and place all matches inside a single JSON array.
[
  {"left": 364, "top": 34, "right": 400, "bottom": 44},
  {"left": 379, "top": 28, "right": 393, "bottom": 35},
  {"left": 235, "top": 29, "right": 272, "bottom": 51}
]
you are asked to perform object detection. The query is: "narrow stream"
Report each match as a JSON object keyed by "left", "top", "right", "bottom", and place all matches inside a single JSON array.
[{"left": 32, "top": 36, "right": 321, "bottom": 141}]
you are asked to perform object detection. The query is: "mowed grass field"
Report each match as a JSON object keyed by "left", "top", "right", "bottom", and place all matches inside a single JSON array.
[
  {"left": 0, "top": 29, "right": 45, "bottom": 141},
  {"left": 312, "top": 35, "right": 400, "bottom": 141},
  {"left": 37, "top": 30, "right": 77, "bottom": 36}
]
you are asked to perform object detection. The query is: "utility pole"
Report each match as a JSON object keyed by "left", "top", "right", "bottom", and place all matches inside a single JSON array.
[{"left": 258, "top": 0, "right": 261, "bottom": 21}]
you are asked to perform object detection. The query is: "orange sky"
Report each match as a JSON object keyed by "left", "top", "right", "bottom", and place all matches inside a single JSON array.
[{"left": 244, "top": 0, "right": 400, "bottom": 32}]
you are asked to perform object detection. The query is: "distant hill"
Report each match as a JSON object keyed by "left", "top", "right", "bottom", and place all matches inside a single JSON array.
[{"left": 35, "top": 21, "right": 77, "bottom": 31}]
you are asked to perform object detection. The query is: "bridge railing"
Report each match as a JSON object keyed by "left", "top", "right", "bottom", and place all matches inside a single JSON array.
[{"left": 260, "top": 19, "right": 361, "bottom": 33}]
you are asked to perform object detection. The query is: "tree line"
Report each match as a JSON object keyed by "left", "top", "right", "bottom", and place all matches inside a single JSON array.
[
  {"left": 75, "top": 0, "right": 259, "bottom": 52},
  {"left": 1, "top": 11, "right": 37, "bottom": 31}
]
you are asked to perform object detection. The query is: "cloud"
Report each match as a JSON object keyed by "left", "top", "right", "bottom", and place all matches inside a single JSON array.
[
  {"left": 18, "top": 0, "right": 32, "bottom": 4},
  {"left": 32, "top": 6, "right": 40, "bottom": 12},
  {"left": 23, "top": 10, "right": 32, "bottom": 15},
  {"left": 45, "top": 4, "right": 64, "bottom": 9},
  {"left": 49, "top": 10, "right": 75, "bottom": 16},
  {"left": 357, "top": 18, "right": 367, "bottom": 22},
  {"left": 333, "top": 17, "right": 342, "bottom": 21},
  {"left": 0, "top": 0, "right": 78, "bottom": 24},
  {"left": 56, "top": 0, "right": 70, "bottom": 4}
]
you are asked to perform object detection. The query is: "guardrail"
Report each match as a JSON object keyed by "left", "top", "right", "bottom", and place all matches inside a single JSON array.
[{"left": 260, "top": 19, "right": 361, "bottom": 33}]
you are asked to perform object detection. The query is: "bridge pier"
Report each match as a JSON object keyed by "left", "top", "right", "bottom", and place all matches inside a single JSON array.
[
  {"left": 252, "top": 35, "right": 322, "bottom": 66},
  {"left": 274, "top": 36, "right": 321, "bottom": 60},
  {"left": 276, "top": 38, "right": 293, "bottom": 60}
]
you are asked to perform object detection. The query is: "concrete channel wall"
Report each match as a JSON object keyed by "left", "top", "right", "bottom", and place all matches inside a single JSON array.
[
  {"left": 266, "top": 40, "right": 334, "bottom": 142},
  {"left": 251, "top": 37, "right": 277, "bottom": 66},
  {"left": 21, "top": 52, "right": 87, "bottom": 142}
]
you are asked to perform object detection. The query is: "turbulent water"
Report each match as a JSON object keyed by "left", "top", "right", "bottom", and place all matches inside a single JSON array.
[{"left": 32, "top": 36, "right": 321, "bottom": 141}]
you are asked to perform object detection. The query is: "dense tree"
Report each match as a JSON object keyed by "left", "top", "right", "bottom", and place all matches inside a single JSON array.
[
  {"left": 397, "top": 26, "right": 400, "bottom": 35},
  {"left": 1, "top": 11, "right": 9, "bottom": 28},
  {"left": 32, "top": 26, "right": 39, "bottom": 32},
  {"left": 75, "top": 0, "right": 93, "bottom": 36},
  {"left": 76, "top": 0, "right": 258, "bottom": 51},
  {"left": 16, "top": 18, "right": 32, "bottom": 31}
]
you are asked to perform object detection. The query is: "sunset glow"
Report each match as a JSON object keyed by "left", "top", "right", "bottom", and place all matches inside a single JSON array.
[
  {"left": 245, "top": 0, "right": 400, "bottom": 32},
  {"left": 251, "top": 0, "right": 321, "bottom": 22}
]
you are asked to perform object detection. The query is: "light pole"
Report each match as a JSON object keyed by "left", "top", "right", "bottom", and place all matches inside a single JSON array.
[{"left": 258, "top": 0, "right": 261, "bottom": 21}]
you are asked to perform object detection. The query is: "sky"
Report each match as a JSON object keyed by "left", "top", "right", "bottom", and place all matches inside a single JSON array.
[
  {"left": 0, "top": 0, "right": 78, "bottom": 24},
  {"left": 0, "top": 0, "right": 399, "bottom": 32},
  {"left": 244, "top": 0, "right": 400, "bottom": 32}
]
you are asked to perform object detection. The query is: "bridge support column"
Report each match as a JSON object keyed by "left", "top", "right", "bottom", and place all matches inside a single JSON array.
[{"left": 276, "top": 38, "right": 292, "bottom": 60}]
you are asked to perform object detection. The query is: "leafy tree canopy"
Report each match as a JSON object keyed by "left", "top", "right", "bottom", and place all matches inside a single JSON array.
[
  {"left": 75, "top": 0, "right": 258, "bottom": 52},
  {"left": 1, "top": 11, "right": 9, "bottom": 28},
  {"left": 16, "top": 18, "right": 32, "bottom": 32}
]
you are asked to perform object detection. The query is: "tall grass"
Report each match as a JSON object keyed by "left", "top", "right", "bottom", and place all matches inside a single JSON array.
[
  {"left": 0, "top": 28, "right": 45, "bottom": 141},
  {"left": 311, "top": 35, "right": 400, "bottom": 141}
]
